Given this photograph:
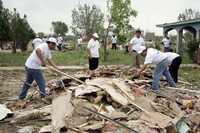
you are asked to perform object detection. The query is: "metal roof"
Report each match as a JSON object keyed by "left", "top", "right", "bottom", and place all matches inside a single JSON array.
[{"left": 156, "top": 18, "right": 200, "bottom": 28}]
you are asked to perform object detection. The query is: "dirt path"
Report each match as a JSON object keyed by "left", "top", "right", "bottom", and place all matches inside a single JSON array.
[{"left": 0, "top": 64, "right": 199, "bottom": 71}]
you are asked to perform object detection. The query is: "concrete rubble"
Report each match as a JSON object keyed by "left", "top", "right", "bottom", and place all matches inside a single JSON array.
[{"left": 0, "top": 66, "right": 200, "bottom": 133}]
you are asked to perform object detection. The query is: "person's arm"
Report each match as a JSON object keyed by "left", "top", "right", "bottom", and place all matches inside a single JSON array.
[
  {"left": 137, "top": 64, "right": 149, "bottom": 76},
  {"left": 36, "top": 48, "right": 46, "bottom": 66},
  {"left": 87, "top": 48, "right": 91, "bottom": 58},
  {"left": 87, "top": 41, "right": 92, "bottom": 58},
  {"left": 47, "top": 59, "right": 59, "bottom": 70}
]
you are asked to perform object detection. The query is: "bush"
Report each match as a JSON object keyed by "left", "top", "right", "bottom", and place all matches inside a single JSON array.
[
  {"left": 187, "top": 39, "right": 200, "bottom": 63},
  {"left": 118, "top": 34, "right": 127, "bottom": 44}
]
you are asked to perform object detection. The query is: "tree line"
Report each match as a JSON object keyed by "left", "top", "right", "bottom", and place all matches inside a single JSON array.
[
  {"left": 1, "top": 0, "right": 199, "bottom": 54},
  {"left": 0, "top": 0, "right": 35, "bottom": 53}
]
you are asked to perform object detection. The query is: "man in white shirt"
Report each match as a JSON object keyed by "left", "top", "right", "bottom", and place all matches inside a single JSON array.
[
  {"left": 87, "top": 33, "right": 100, "bottom": 76},
  {"left": 77, "top": 37, "right": 83, "bottom": 50},
  {"left": 57, "top": 35, "right": 63, "bottom": 51},
  {"left": 18, "top": 37, "right": 59, "bottom": 100},
  {"left": 129, "top": 29, "right": 145, "bottom": 68},
  {"left": 162, "top": 35, "right": 172, "bottom": 52},
  {"left": 32, "top": 35, "right": 43, "bottom": 49},
  {"left": 111, "top": 35, "right": 117, "bottom": 50},
  {"left": 165, "top": 52, "right": 182, "bottom": 83},
  {"left": 136, "top": 47, "right": 176, "bottom": 92}
]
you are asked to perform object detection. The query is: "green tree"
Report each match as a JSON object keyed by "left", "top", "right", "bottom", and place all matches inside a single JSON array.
[
  {"left": 52, "top": 21, "right": 68, "bottom": 36},
  {"left": 0, "top": 0, "right": 2, "bottom": 11},
  {"left": 178, "top": 9, "right": 200, "bottom": 21},
  {"left": 10, "top": 9, "right": 35, "bottom": 53},
  {"left": 0, "top": 1, "right": 12, "bottom": 49},
  {"left": 71, "top": 4, "right": 104, "bottom": 38},
  {"left": 18, "top": 15, "right": 35, "bottom": 51},
  {"left": 37, "top": 32, "right": 45, "bottom": 38},
  {"left": 109, "top": 0, "right": 137, "bottom": 43}
]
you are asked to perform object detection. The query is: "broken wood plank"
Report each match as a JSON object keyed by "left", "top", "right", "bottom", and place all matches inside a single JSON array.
[
  {"left": 178, "top": 80, "right": 192, "bottom": 86},
  {"left": 101, "top": 83, "right": 129, "bottom": 106},
  {"left": 47, "top": 66, "right": 85, "bottom": 84},
  {"left": 52, "top": 91, "right": 74, "bottom": 133},
  {"left": 167, "top": 87, "right": 200, "bottom": 94},
  {"left": 0, "top": 104, "right": 13, "bottom": 120},
  {"left": 140, "top": 112, "right": 173, "bottom": 128},
  {"left": 112, "top": 80, "right": 150, "bottom": 114},
  {"left": 12, "top": 105, "right": 51, "bottom": 123},
  {"left": 39, "top": 125, "right": 52, "bottom": 133},
  {"left": 87, "top": 78, "right": 129, "bottom": 105},
  {"left": 74, "top": 85, "right": 102, "bottom": 97}
]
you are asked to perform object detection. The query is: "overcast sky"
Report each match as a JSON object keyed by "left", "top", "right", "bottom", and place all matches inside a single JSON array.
[{"left": 2, "top": 0, "right": 200, "bottom": 35}]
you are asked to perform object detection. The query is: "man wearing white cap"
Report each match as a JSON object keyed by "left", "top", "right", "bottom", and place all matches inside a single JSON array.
[
  {"left": 136, "top": 47, "right": 176, "bottom": 92},
  {"left": 129, "top": 29, "right": 145, "bottom": 68},
  {"left": 87, "top": 33, "right": 100, "bottom": 76},
  {"left": 32, "top": 35, "right": 43, "bottom": 50},
  {"left": 18, "top": 37, "right": 59, "bottom": 99}
]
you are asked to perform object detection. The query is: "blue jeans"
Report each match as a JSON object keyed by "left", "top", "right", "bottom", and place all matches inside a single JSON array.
[
  {"left": 19, "top": 67, "right": 46, "bottom": 99},
  {"left": 152, "top": 59, "right": 176, "bottom": 90}
]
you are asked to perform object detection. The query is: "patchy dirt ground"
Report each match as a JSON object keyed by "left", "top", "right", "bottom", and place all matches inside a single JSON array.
[{"left": 0, "top": 67, "right": 200, "bottom": 133}]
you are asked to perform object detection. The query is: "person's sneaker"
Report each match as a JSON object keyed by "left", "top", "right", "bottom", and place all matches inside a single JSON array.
[
  {"left": 41, "top": 97, "right": 50, "bottom": 104},
  {"left": 151, "top": 89, "right": 160, "bottom": 94}
]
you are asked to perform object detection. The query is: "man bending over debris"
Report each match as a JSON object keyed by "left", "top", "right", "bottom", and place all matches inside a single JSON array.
[
  {"left": 165, "top": 52, "right": 182, "bottom": 83},
  {"left": 87, "top": 33, "right": 100, "bottom": 77},
  {"left": 136, "top": 47, "right": 176, "bottom": 92},
  {"left": 18, "top": 37, "right": 59, "bottom": 100}
]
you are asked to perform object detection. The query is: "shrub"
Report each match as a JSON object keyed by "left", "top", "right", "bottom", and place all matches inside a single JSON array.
[{"left": 187, "top": 39, "right": 200, "bottom": 63}]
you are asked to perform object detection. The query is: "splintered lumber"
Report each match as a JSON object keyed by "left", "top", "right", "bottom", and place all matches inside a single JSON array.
[
  {"left": 47, "top": 66, "right": 85, "bottom": 84},
  {"left": 178, "top": 80, "right": 192, "bottom": 86},
  {"left": 13, "top": 105, "right": 51, "bottom": 123},
  {"left": 74, "top": 85, "right": 102, "bottom": 97},
  {"left": 39, "top": 125, "right": 52, "bottom": 133},
  {"left": 167, "top": 87, "right": 200, "bottom": 94},
  {"left": 102, "top": 83, "right": 129, "bottom": 105},
  {"left": 52, "top": 91, "right": 74, "bottom": 133},
  {"left": 140, "top": 112, "right": 173, "bottom": 128},
  {"left": 0, "top": 104, "right": 13, "bottom": 120},
  {"left": 82, "top": 106, "right": 138, "bottom": 133},
  {"left": 112, "top": 79, "right": 134, "bottom": 100},
  {"left": 112, "top": 80, "right": 150, "bottom": 114},
  {"left": 87, "top": 78, "right": 129, "bottom": 106}
]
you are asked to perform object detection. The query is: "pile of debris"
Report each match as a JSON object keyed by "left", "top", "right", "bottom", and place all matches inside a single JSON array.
[{"left": 0, "top": 66, "right": 200, "bottom": 133}]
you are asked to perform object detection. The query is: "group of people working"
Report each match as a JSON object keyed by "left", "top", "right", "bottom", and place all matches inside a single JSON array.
[
  {"left": 18, "top": 30, "right": 182, "bottom": 100},
  {"left": 32, "top": 34, "right": 64, "bottom": 51},
  {"left": 128, "top": 29, "right": 182, "bottom": 93}
]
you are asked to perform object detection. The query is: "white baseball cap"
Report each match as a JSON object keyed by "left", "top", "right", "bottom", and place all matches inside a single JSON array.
[
  {"left": 47, "top": 37, "right": 58, "bottom": 45},
  {"left": 92, "top": 33, "right": 99, "bottom": 38},
  {"left": 137, "top": 46, "right": 146, "bottom": 54}
]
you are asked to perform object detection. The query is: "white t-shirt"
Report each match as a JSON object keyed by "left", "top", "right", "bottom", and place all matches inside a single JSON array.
[
  {"left": 57, "top": 36, "right": 63, "bottom": 45},
  {"left": 165, "top": 52, "right": 180, "bottom": 64},
  {"left": 130, "top": 36, "right": 145, "bottom": 53},
  {"left": 144, "top": 48, "right": 168, "bottom": 65},
  {"left": 77, "top": 38, "right": 82, "bottom": 45},
  {"left": 32, "top": 38, "right": 43, "bottom": 49},
  {"left": 25, "top": 43, "right": 52, "bottom": 69},
  {"left": 112, "top": 36, "right": 117, "bottom": 44},
  {"left": 87, "top": 38, "right": 100, "bottom": 58},
  {"left": 162, "top": 37, "right": 171, "bottom": 48}
]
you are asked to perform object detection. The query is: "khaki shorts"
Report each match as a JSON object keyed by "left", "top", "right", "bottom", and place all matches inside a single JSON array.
[{"left": 132, "top": 51, "right": 144, "bottom": 67}]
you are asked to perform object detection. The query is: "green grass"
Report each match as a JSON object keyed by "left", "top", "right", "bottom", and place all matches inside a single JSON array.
[
  {"left": 0, "top": 49, "right": 194, "bottom": 66},
  {"left": 0, "top": 49, "right": 132, "bottom": 66},
  {"left": 179, "top": 67, "right": 200, "bottom": 83}
]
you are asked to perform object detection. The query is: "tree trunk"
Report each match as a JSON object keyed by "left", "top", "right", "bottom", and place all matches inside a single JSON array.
[
  {"left": 103, "top": 21, "right": 111, "bottom": 61},
  {"left": 0, "top": 41, "right": 3, "bottom": 50},
  {"left": 12, "top": 41, "right": 17, "bottom": 53}
]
